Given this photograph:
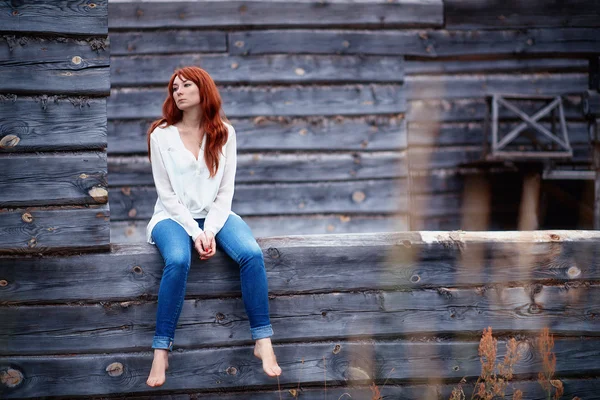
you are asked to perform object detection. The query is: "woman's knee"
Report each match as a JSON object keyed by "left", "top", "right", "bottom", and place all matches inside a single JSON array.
[
  {"left": 240, "top": 244, "right": 264, "bottom": 266},
  {"left": 164, "top": 249, "right": 191, "bottom": 273}
]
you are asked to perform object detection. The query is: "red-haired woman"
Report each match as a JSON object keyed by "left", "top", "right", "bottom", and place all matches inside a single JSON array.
[{"left": 145, "top": 66, "right": 281, "bottom": 387}]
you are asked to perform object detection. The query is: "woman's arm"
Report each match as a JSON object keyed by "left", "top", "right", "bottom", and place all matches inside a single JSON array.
[
  {"left": 204, "top": 127, "right": 237, "bottom": 236},
  {"left": 150, "top": 133, "right": 204, "bottom": 241}
]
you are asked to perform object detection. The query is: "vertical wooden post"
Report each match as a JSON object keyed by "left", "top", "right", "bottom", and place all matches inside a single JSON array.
[
  {"left": 518, "top": 171, "right": 541, "bottom": 230},
  {"left": 593, "top": 119, "right": 600, "bottom": 229}
]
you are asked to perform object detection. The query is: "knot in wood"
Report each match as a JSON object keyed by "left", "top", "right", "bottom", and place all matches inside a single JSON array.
[
  {"left": 0, "top": 280, "right": 8, "bottom": 287},
  {"left": 453, "top": 365, "right": 460, "bottom": 371},
  {"left": 267, "top": 247, "right": 280, "bottom": 259},
  {"left": 235, "top": 41, "right": 245, "bottom": 48},
  {"left": 567, "top": 266, "right": 581, "bottom": 278},
  {"left": 528, "top": 303, "right": 542, "bottom": 314},
  {"left": 332, "top": 344, "right": 341, "bottom": 354},
  {"left": 128, "top": 208, "right": 137, "bottom": 218},
  {"left": 549, "top": 233, "right": 560, "bottom": 241},
  {"left": 352, "top": 191, "right": 366, "bottom": 203},
  {"left": 106, "top": 362, "right": 124, "bottom": 377},
  {"left": 215, "top": 312, "right": 225, "bottom": 321},
  {"left": 21, "top": 212, "right": 33, "bottom": 223},
  {"left": 88, "top": 3, "right": 97, "bottom": 8},
  {"left": 11, "top": 10, "right": 18, "bottom": 16},
  {"left": 410, "top": 274, "right": 421, "bottom": 283},
  {"left": 0, "top": 134, "right": 20, "bottom": 148},
  {"left": 226, "top": 366, "right": 237, "bottom": 375},
  {"left": 71, "top": 56, "right": 82, "bottom": 65},
  {"left": 1, "top": 368, "right": 23, "bottom": 388},
  {"left": 132, "top": 265, "right": 143, "bottom": 274},
  {"left": 402, "top": 240, "right": 412, "bottom": 248},
  {"left": 88, "top": 186, "right": 108, "bottom": 202},
  {"left": 28, "top": 237, "right": 37, "bottom": 248},
  {"left": 295, "top": 68, "right": 305, "bottom": 76}
]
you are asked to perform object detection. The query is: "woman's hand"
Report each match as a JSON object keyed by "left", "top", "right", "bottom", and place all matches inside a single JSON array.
[{"left": 194, "top": 231, "right": 216, "bottom": 260}]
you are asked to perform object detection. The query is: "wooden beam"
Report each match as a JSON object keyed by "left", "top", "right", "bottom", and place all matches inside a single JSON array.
[
  {"left": 519, "top": 172, "right": 542, "bottom": 230},
  {"left": 0, "top": 0, "right": 108, "bottom": 35},
  {"left": 405, "top": 58, "right": 588, "bottom": 75},
  {"left": 0, "top": 338, "right": 597, "bottom": 398},
  {"left": 0, "top": 37, "right": 110, "bottom": 95},
  {"left": 0, "top": 205, "right": 109, "bottom": 254},
  {"left": 0, "top": 97, "right": 106, "bottom": 153},
  {"left": 108, "top": 116, "right": 406, "bottom": 155},
  {"left": 3, "top": 285, "right": 598, "bottom": 355},
  {"left": 108, "top": 179, "right": 408, "bottom": 220},
  {"left": 108, "top": 85, "right": 407, "bottom": 119},
  {"left": 0, "top": 153, "right": 107, "bottom": 208},
  {"left": 583, "top": 90, "right": 600, "bottom": 117},
  {"left": 228, "top": 28, "right": 600, "bottom": 56},
  {"left": 109, "top": 31, "right": 226, "bottom": 56},
  {"left": 110, "top": 54, "right": 405, "bottom": 85},
  {"left": 1, "top": 231, "right": 598, "bottom": 303},
  {"left": 108, "top": 152, "right": 407, "bottom": 186},
  {"left": 108, "top": 0, "right": 443, "bottom": 30},
  {"left": 444, "top": 0, "right": 600, "bottom": 29}
]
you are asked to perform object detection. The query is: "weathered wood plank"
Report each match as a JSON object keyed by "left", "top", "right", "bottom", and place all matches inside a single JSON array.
[
  {"left": 444, "top": 0, "right": 600, "bottom": 29},
  {"left": 108, "top": 0, "right": 443, "bottom": 29},
  {"left": 0, "top": 153, "right": 107, "bottom": 208},
  {"left": 111, "top": 54, "right": 405, "bottom": 85},
  {"left": 100, "top": 379, "right": 600, "bottom": 400},
  {"left": 404, "top": 73, "right": 587, "bottom": 100},
  {"left": 0, "top": 36, "right": 110, "bottom": 95},
  {"left": 1, "top": 338, "right": 598, "bottom": 398},
  {"left": 108, "top": 152, "right": 407, "bottom": 186},
  {"left": 0, "top": 97, "right": 106, "bottom": 153},
  {"left": 108, "top": 85, "right": 407, "bottom": 119},
  {"left": 2, "top": 285, "right": 598, "bottom": 355},
  {"left": 584, "top": 90, "right": 600, "bottom": 117},
  {"left": 405, "top": 57, "right": 588, "bottom": 75},
  {"left": 109, "top": 179, "right": 408, "bottom": 220},
  {"left": 0, "top": 205, "right": 109, "bottom": 254},
  {"left": 109, "top": 31, "right": 226, "bottom": 56},
  {"left": 408, "top": 97, "right": 584, "bottom": 122},
  {"left": 107, "top": 115, "right": 406, "bottom": 155},
  {"left": 110, "top": 214, "right": 409, "bottom": 243},
  {"left": 412, "top": 192, "right": 519, "bottom": 218},
  {"left": 229, "top": 28, "right": 600, "bottom": 56},
  {"left": 0, "top": 0, "right": 108, "bottom": 35},
  {"left": 1, "top": 231, "right": 598, "bottom": 303}
]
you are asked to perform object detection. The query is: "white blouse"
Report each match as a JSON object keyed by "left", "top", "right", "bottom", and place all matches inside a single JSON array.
[{"left": 145, "top": 123, "right": 237, "bottom": 244}]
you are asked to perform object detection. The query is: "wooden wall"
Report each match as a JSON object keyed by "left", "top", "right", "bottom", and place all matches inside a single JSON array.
[
  {"left": 1, "top": 231, "right": 600, "bottom": 398},
  {"left": 106, "top": 0, "right": 600, "bottom": 242},
  {"left": 0, "top": 1, "right": 110, "bottom": 253}
]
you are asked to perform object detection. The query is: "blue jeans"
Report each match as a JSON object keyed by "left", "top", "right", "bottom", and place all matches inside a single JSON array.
[{"left": 150, "top": 214, "right": 273, "bottom": 350}]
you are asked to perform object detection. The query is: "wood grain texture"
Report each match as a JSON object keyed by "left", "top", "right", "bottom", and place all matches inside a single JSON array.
[
  {"left": 444, "top": 0, "right": 600, "bottom": 29},
  {"left": 107, "top": 85, "right": 407, "bottom": 119},
  {"left": 0, "top": 153, "right": 107, "bottom": 207},
  {"left": 0, "top": 97, "right": 106, "bottom": 153},
  {"left": 1, "top": 232, "right": 598, "bottom": 302},
  {"left": 405, "top": 57, "right": 588, "bottom": 75},
  {"left": 108, "top": 152, "right": 407, "bottom": 186},
  {"left": 0, "top": 36, "right": 110, "bottom": 95},
  {"left": 108, "top": 179, "right": 408, "bottom": 220},
  {"left": 108, "top": 0, "right": 443, "bottom": 29},
  {"left": 0, "top": 205, "right": 110, "bottom": 254},
  {"left": 111, "top": 54, "right": 405, "bottom": 85},
  {"left": 107, "top": 115, "right": 406, "bottom": 155},
  {"left": 109, "top": 31, "right": 226, "bottom": 56},
  {"left": 228, "top": 28, "right": 600, "bottom": 56},
  {"left": 1, "top": 338, "right": 597, "bottom": 398},
  {"left": 2, "top": 285, "right": 597, "bottom": 355},
  {"left": 0, "top": 0, "right": 108, "bottom": 35},
  {"left": 110, "top": 214, "right": 409, "bottom": 243}
]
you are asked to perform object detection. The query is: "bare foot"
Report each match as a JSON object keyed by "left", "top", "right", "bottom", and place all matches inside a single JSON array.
[
  {"left": 254, "top": 338, "right": 282, "bottom": 377},
  {"left": 146, "top": 349, "right": 169, "bottom": 387}
]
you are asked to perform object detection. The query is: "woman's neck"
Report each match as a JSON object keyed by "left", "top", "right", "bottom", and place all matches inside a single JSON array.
[{"left": 180, "top": 108, "right": 202, "bottom": 131}]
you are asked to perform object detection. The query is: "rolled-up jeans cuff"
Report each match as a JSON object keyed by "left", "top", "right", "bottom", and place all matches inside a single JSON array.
[
  {"left": 251, "top": 324, "right": 274, "bottom": 340},
  {"left": 152, "top": 336, "right": 173, "bottom": 351}
]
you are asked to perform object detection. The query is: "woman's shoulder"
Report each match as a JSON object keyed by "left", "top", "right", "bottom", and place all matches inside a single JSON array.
[
  {"left": 150, "top": 124, "right": 175, "bottom": 142},
  {"left": 222, "top": 121, "right": 236, "bottom": 136}
]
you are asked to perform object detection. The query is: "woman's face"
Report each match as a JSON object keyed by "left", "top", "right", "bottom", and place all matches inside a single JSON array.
[{"left": 172, "top": 75, "right": 200, "bottom": 111}]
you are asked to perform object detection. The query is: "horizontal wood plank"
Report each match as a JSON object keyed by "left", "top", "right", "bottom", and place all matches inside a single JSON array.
[
  {"left": 0, "top": 205, "right": 110, "bottom": 254},
  {"left": 405, "top": 57, "right": 588, "bottom": 75},
  {"left": 0, "top": 97, "right": 106, "bottom": 153},
  {"left": 109, "top": 179, "right": 408, "bottom": 220},
  {"left": 444, "top": 0, "right": 600, "bottom": 29},
  {"left": 1, "top": 231, "right": 598, "bottom": 302},
  {"left": 0, "top": 36, "right": 110, "bottom": 95},
  {"left": 110, "top": 214, "right": 409, "bottom": 243},
  {"left": 107, "top": 115, "right": 407, "bottom": 155},
  {"left": 408, "top": 97, "right": 584, "bottom": 122},
  {"left": 0, "top": 0, "right": 107, "bottom": 35},
  {"left": 1, "top": 338, "right": 597, "bottom": 398},
  {"left": 107, "top": 85, "right": 407, "bottom": 119},
  {"left": 0, "top": 153, "right": 107, "bottom": 208},
  {"left": 2, "top": 285, "right": 597, "bottom": 355},
  {"left": 109, "top": 31, "right": 226, "bottom": 56},
  {"left": 111, "top": 54, "right": 405, "bottom": 85},
  {"left": 108, "top": 0, "right": 443, "bottom": 30},
  {"left": 229, "top": 28, "right": 600, "bottom": 56},
  {"left": 108, "top": 152, "right": 407, "bottom": 186}
]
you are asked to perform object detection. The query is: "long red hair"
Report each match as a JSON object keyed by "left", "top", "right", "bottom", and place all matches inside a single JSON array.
[{"left": 147, "top": 66, "right": 228, "bottom": 177}]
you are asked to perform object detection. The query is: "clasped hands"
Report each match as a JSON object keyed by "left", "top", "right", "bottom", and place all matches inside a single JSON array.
[{"left": 194, "top": 231, "right": 216, "bottom": 260}]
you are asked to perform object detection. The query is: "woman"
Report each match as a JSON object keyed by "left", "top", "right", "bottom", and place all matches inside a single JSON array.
[{"left": 145, "top": 66, "right": 281, "bottom": 387}]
